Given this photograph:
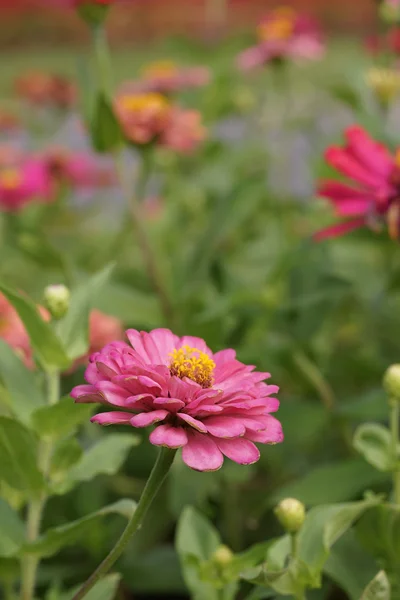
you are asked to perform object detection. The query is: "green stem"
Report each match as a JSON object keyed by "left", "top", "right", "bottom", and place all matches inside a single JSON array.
[
  {"left": 290, "top": 532, "right": 298, "bottom": 558},
  {"left": 293, "top": 350, "right": 335, "bottom": 411},
  {"left": 390, "top": 398, "right": 400, "bottom": 504},
  {"left": 92, "top": 24, "right": 112, "bottom": 95},
  {"left": 71, "top": 447, "right": 176, "bottom": 600},
  {"left": 20, "top": 371, "right": 60, "bottom": 600}
]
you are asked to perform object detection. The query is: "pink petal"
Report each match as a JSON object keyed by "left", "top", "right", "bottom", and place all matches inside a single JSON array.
[
  {"left": 177, "top": 413, "right": 207, "bottom": 433},
  {"left": 314, "top": 218, "right": 366, "bottom": 241},
  {"left": 325, "top": 147, "right": 382, "bottom": 189},
  {"left": 152, "top": 397, "right": 185, "bottom": 411},
  {"left": 178, "top": 336, "right": 212, "bottom": 356},
  {"left": 96, "top": 381, "right": 132, "bottom": 407},
  {"left": 215, "top": 437, "right": 260, "bottom": 465},
  {"left": 203, "top": 416, "right": 246, "bottom": 438},
  {"left": 182, "top": 431, "right": 223, "bottom": 471},
  {"left": 71, "top": 384, "right": 101, "bottom": 403},
  {"left": 149, "top": 424, "right": 188, "bottom": 448},
  {"left": 91, "top": 411, "right": 133, "bottom": 425},
  {"left": 130, "top": 410, "right": 168, "bottom": 427},
  {"left": 318, "top": 181, "right": 370, "bottom": 216},
  {"left": 345, "top": 126, "right": 393, "bottom": 178},
  {"left": 245, "top": 415, "right": 284, "bottom": 444}
]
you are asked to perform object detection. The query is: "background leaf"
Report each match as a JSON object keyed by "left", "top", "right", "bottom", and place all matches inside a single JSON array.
[
  {"left": 32, "top": 397, "right": 93, "bottom": 439},
  {"left": 62, "top": 573, "right": 121, "bottom": 600},
  {"left": 361, "top": 570, "right": 391, "bottom": 600},
  {"left": 0, "top": 499, "right": 25, "bottom": 558},
  {"left": 353, "top": 423, "right": 394, "bottom": 472}
]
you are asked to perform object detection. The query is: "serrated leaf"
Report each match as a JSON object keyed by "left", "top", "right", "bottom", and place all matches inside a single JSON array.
[
  {"left": 65, "top": 433, "right": 139, "bottom": 487},
  {"left": 361, "top": 571, "right": 391, "bottom": 600},
  {"left": 57, "top": 264, "right": 114, "bottom": 361},
  {"left": 353, "top": 423, "right": 394, "bottom": 472},
  {"left": 91, "top": 92, "right": 121, "bottom": 152},
  {"left": 0, "top": 340, "right": 45, "bottom": 426},
  {"left": 62, "top": 574, "right": 121, "bottom": 600},
  {"left": 0, "top": 283, "right": 70, "bottom": 371},
  {"left": 32, "top": 397, "right": 93, "bottom": 440},
  {"left": 24, "top": 499, "right": 135, "bottom": 557},
  {"left": 0, "top": 499, "right": 25, "bottom": 558},
  {"left": 0, "top": 417, "right": 44, "bottom": 495}
]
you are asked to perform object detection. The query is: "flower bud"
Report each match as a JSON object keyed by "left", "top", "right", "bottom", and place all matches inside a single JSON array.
[
  {"left": 383, "top": 364, "right": 400, "bottom": 399},
  {"left": 366, "top": 67, "right": 400, "bottom": 107},
  {"left": 212, "top": 545, "right": 234, "bottom": 566},
  {"left": 274, "top": 498, "right": 306, "bottom": 533},
  {"left": 44, "top": 284, "right": 70, "bottom": 320},
  {"left": 77, "top": 2, "right": 111, "bottom": 26}
]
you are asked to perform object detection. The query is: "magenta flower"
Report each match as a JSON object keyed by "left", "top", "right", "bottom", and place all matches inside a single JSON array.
[
  {"left": 44, "top": 148, "right": 115, "bottom": 190},
  {"left": 315, "top": 126, "right": 400, "bottom": 240},
  {"left": 0, "top": 157, "right": 54, "bottom": 212},
  {"left": 237, "top": 8, "right": 324, "bottom": 70},
  {"left": 71, "top": 328, "right": 283, "bottom": 471}
]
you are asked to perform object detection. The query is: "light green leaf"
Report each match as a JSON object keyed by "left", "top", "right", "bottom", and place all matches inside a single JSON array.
[
  {"left": 0, "top": 417, "right": 44, "bottom": 494},
  {"left": 0, "top": 340, "right": 45, "bottom": 426},
  {"left": 62, "top": 574, "right": 121, "bottom": 600},
  {"left": 361, "top": 571, "right": 391, "bottom": 600},
  {"left": 24, "top": 500, "right": 135, "bottom": 557},
  {"left": 356, "top": 504, "right": 400, "bottom": 572},
  {"left": 297, "top": 496, "right": 380, "bottom": 584},
  {"left": 0, "top": 283, "right": 70, "bottom": 371},
  {"left": 176, "top": 507, "right": 221, "bottom": 600},
  {"left": 0, "top": 499, "right": 25, "bottom": 557},
  {"left": 57, "top": 264, "right": 114, "bottom": 360},
  {"left": 353, "top": 423, "right": 394, "bottom": 472},
  {"left": 32, "top": 397, "right": 93, "bottom": 439},
  {"left": 65, "top": 434, "right": 139, "bottom": 487},
  {"left": 50, "top": 438, "right": 83, "bottom": 484}
]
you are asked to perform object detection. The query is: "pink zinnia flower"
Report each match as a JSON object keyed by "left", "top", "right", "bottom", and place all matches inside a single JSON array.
[
  {"left": 0, "top": 109, "right": 20, "bottom": 134},
  {"left": 71, "top": 329, "right": 283, "bottom": 471},
  {"left": 0, "top": 157, "right": 54, "bottom": 213},
  {"left": 237, "top": 8, "right": 324, "bottom": 70},
  {"left": 128, "top": 61, "right": 210, "bottom": 95},
  {"left": 15, "top": 71, "right": 76, "bottom": 110},
  {"left": 315, "top": 125, "right": 400, "bottom": 240},
  {"left": 161, "top": 108, "right": 206, "bottom": 154},
  {"left": 44, "top": 148, "right": 115, "bottom": 190},
  {"left": 114, "top": 91, "right": 171, "bottom": 145}
]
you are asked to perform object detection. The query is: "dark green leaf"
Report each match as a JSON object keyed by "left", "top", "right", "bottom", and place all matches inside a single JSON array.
[
  {"left": 91, "top": 92, "right": 122, "bottom": 152},
  {"left": 0, "top": 499, "right": 25, "bottom": 558}
]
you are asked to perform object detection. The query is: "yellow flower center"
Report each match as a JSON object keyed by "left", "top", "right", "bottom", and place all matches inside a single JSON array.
[
  {"left": 169, "top": 345, "right": 215, "bottom": 388},
  {"left": 258, "top": 8, "right": 295, "bottom": 42},
  {"left": 366, "top": 67, "right": 400, "bottom": 106},
  {"left": 0, "top": 167, "right": 22, "bottom": 190},
  {"left": 119, "top": 92, "right": 169, "bottom": 114},
  {"left": 142, "top": 60, "right": 179, "bottom": 80}
]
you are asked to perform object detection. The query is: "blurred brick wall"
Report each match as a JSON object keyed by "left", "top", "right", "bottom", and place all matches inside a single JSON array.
[{"left": 0, "top": 0, "right": 377, "bottom": 45}]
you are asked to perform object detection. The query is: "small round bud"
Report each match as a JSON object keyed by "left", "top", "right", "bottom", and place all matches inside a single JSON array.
[
  {"left": 366, "top": 68, "right": 400, "bottom": 107},
  {"left": 44, "top": 284, "right": 70, "bottom": 320},
  {"left": 274, "top": 498, "right": 306, "bottom": 534},
  {"left": 212, "top": 545, "right": 234, "bottom": 566},
  {"left": 383, "top": 364, "right": 400, "bottom": 399}
]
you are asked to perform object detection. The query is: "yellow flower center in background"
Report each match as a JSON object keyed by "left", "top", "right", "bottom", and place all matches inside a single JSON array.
[
  {"left": 366, "top": 67, "right": 400, "bottom": 106},
  {"left": 119, "top": 92, "right": 169, "bottom": 114},
  {"left": 169, "top": 345, "right": 216, "bottom": 388},
  {"left": 0, "top": 167, "right": 22, "bottom": 190},
  {"left": 142, "top": 60, "right": 179, "bottom": 80},
  {"left": 258, "top": 7, "right": 295, "bottom": 42}
]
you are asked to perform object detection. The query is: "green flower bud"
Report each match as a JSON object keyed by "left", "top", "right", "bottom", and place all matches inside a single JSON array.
[
  {"left": 44, "top": 284, "right": 70, "bottom": 320},
  {"left": 274, "top": 498, "right": 306, "bottom": 533},
  {"left": 77, "top": 2, "right": 111, "bottom": 26},
  {"left": 383, "top": 364, "right": 400, "bottom": 400},
  {"left": 212, "top": 545, "right": 234, "bottom": 566}
]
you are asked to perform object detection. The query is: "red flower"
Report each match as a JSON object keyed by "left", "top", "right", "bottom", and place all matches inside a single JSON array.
[{"left": 316, "top": 126, "right": 400, "bottom": 240}]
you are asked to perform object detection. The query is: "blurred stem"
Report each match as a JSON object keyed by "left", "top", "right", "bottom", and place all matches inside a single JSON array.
[
  {"left": 289, "top": 533, "right": 306, "bottom": 600},
  {"left": 293, "top": 350, "right": 335, "bottom": 411},
  {"left": 20, "top": 370, "right": 59, "bottom": 600},
  {"left": 222, "top": 481, "right": 242, "bottom": 551},
  {"left": 71, "top": 448, "right": 176, "bottom": 600},
  {"left": 390, "top": 398, "right": 400, "bottom": 504},
  {"left": 92, "top": 24, "right": 112, "bottom": 95},
  {"left": 114, "top": 151, "right": 177, "bottom": 328}
]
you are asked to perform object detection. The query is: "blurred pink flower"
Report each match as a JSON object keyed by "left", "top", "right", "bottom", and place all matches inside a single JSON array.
[
  {"left": 0, "top": 157, "right": 54, "bottom": 212},
  {"left": 127, "top": 61, "right": 210, "bottom": 95},
  {"left": 0, "top": 109, "right": 20, "bottom": 134},
  {"left": 71, "top": 328, "right": 283, "bottom": 471},
  {"left": 114, "top": 91, "right": 171, "bottom": 145},
  {"left": 161, "top": 108, "right": 206, "bottom": 154},
  {"left": 44, "top": 148, "right": 115, "bottom": 189},
  {"left": 89, "top": 310, "right": 125, "bottom": 354},
  {"left": 0, "top": 293, "right": 49, "bottom": 369},
  {"left": 237, "top": 8, "right": 324, "bottom": 70},
  {"left": 15, "top": 71, "right": 76, "bottom": 110},
  {"left": 316, "top": 126, "right": 400, "bottom": 240}
]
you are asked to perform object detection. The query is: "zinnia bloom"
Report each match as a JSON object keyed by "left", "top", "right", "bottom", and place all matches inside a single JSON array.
[
  {"left": 316, "top": 126, "right": 400, "bottom": 240},
  {"left": 15, "top": 71, "right": 76, "bottom": 110},
  {"left": 0, "top": 109, "right": 20, "bottom": 134},
  {"left": 0, "top": 156, "right": 54, "bottom": 212},
  {"left": 131, "top": 61, "right": 210, "bottom": 95},
  {"left": 114, "top": 91, "right": 171, "bottom": 145},
  {"left": 71, "top": 328, "right": 283, "bottom": 471},
  {"left": 161, "top": 108, "right": 206, "bottom": 154},
  {"left": 237, "top": 7, "right": 324, "bottom": 70},
  {"left": 44, "top": 148, "right": 115, "bottom": 189}
]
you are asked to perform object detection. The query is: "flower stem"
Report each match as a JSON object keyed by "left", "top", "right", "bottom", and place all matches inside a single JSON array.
[
  {"left": 71, "top": 447, "right": 176, "bottom": 600},
  {"left": 390, "top": 398, "right": 400, "bottom": 504},
  {"left": 293, "top": 350, "right": 335, "bottom": 411},
  {"left": 92, "top": 24, "right": 112, "bottom": 95},
  {"left": 20, "top": 371, "right": 59, "bottom": 600},
  {"left": 290, "top": 532, "right": 306, "bottom": 600}
]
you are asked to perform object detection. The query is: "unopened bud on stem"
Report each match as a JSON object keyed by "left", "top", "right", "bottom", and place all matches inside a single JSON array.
[
  {"left": 44, "top": 284, "right": 70, "bottom": 320},
  {"left": 274, "top": 498, "right": 306, "bottom": 534},
  {"left": 384, "top": 364, "right": 400, "bottom": 400},
  {"left": 212, "top": 545, "right": 234, "bottom": 566}
]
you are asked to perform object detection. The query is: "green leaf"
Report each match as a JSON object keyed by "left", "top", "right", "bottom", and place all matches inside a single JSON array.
[
  {"left": 0, "top": 283, "right": 70, "bottom": 371},
  {"left": 176, "top": 507, "right": 221, "bottom": 600},
  {"left": 0, "top": 499, "right": 25, "bottom": 557},
  {"left": 24, "top": 499, "right": 135, "bottom": 557},
  {"left": 65, "top": 434, "right": 139, "bottom": 487},
  {"left": 0, "top": 340, "right": 45, "bottom": 426},
  {"left": 32, "top": 397, "right": 93, "bottom": 440},
  {"left": 62, "top": 574, "right": 121, "bottom": 600},
  {"left": 297, "top": 496, "right": 380, "bottom": 585},
  {"left": 91, "top": 92, "right": 121, "bottom": 152},
  {"left": 356, "top": 504, "right": 400, "bottom": 573},
  {"left": 353, "top": 423, "right": 394, "bottom": 472},
  {"left": 57, "top": 264, "right": 114, "bottom": 361},
  {"left": 0, "top": 417, "right": 44, "bottom": 495},
  {"left": 50, "top": 438, "right": 83, "bottom": 484},
  {"left": 361, "top": 571, "right": 391, "bottom": 600}
]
